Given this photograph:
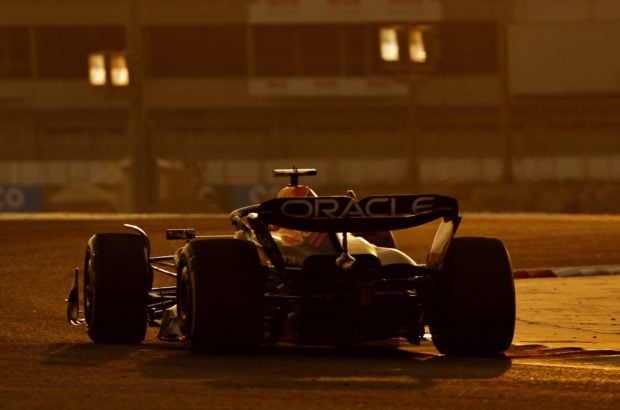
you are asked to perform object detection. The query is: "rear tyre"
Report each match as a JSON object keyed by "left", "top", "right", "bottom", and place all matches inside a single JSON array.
[
  {"left": 177, "top": 239, "right": 264, "bottom": 354},
  {"left": 429, "top": 237, "right": 515, "bottom": 356},
  {"left": 84, "top": 233, "right": 149, "bottom": 344}
]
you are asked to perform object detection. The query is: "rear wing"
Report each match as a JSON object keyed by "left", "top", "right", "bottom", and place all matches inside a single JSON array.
[{"left": 258, "top": 194, "right": 458, "bottom": 233}]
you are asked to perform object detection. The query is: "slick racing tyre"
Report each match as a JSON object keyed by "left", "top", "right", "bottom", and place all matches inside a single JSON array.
[
  {"left": 429, "top": 237, "right": 515, "bottom": 356},
  {"left": 84, "top": 233, "right": 150, "bottom": 344},
  {"left": 177, "top": 239, "right": 264, "bottom": 354}
]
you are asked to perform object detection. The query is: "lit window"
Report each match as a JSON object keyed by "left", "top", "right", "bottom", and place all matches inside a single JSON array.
[
  {"left": 409, "top": 26, "right": 428, "bottom": 63},
  {"left": 88, "top": 53, "right": 106, "bottom": 86},
  {"left": 379, "top": 27, "right": 399, "bottom": 62},
  {"left": 110, "top": 53, "right": 129, "bottom": 87}
]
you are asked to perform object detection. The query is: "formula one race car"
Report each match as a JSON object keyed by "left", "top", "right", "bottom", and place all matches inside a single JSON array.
[{"left": 67, "top": 168, "right": 515, "bottom": 356}]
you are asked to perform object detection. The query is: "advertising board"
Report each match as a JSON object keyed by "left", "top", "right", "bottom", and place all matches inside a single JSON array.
[{"left": 0, "top": 186, "right": 43, "bottom": 212}]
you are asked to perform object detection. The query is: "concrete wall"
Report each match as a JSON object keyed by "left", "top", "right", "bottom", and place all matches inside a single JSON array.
[{"left": 510, "top": 0, "right": 620, "bottom": 94}]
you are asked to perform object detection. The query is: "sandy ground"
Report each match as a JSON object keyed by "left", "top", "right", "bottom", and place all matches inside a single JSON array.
[{"left": 516, "top": 276, "right": 619, "bottom": 351}]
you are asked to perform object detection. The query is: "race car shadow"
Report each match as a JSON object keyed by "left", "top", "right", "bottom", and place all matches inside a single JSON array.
[
  {"left": 138, "top": 341, "right": 512, "bottom": 390},
  {"left": 42, "top": 342, "right": 165, "bottom": 367}
]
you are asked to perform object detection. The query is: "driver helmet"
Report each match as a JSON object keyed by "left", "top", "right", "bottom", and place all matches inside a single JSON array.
[
  {"left": 272, "top": 185, "right": 327, "bottom": 249},
  {"left": 276, "top": 185, "right": 317, "bottom": 199}
]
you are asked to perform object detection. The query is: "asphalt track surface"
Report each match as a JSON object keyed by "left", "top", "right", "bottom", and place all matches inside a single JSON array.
[{"left": 0, "top": 213, "right": 619, "bottom": 409}]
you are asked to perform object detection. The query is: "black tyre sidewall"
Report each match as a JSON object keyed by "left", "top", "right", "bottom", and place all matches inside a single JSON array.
[
  {"left": 85, "top": 233, "right": 149, "bottom": 344},
  {"left": 430, "top": 237, "right": 515, "bottom": 356},
  {"left": 179, "top": 239, "right": 264, "bottom": 354}
]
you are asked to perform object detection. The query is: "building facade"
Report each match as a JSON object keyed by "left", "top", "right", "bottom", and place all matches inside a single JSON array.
[{"left": 0, "top": 0, "right": 618, "bottom": 212}]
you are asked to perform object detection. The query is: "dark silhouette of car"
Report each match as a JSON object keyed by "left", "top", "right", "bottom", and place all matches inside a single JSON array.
[{"left": 67, "top": 168, "right": 515, "bottom": 356}]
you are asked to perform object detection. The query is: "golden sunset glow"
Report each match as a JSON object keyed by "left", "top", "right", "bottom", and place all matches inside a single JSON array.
[
  {"left": 110, "top": 53, "right": 130, "bottom": 87},
  {"left": 379, "top": 27, "right": 399, "bottom": 62},
  {"left": 408, "top": 27, "right": 427, "bottom": 63},
  {"left": 88, "top": 53, "right": 106, "bottom": 86}
]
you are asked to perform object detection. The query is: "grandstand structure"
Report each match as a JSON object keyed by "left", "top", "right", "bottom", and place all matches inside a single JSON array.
[{"left": 0, "top": 0, "right": 619, "bottom": 212}]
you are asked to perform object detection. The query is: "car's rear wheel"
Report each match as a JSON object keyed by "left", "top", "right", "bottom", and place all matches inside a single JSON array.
[
  {"left": 429, "top": 237, "right": 515, "bottom": 356},
  {"left": 177, "top": 238, "right": 264, "bottom": 354},
  {"left": 84, "top": 233, "right": 150, "bottom": 344}
]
